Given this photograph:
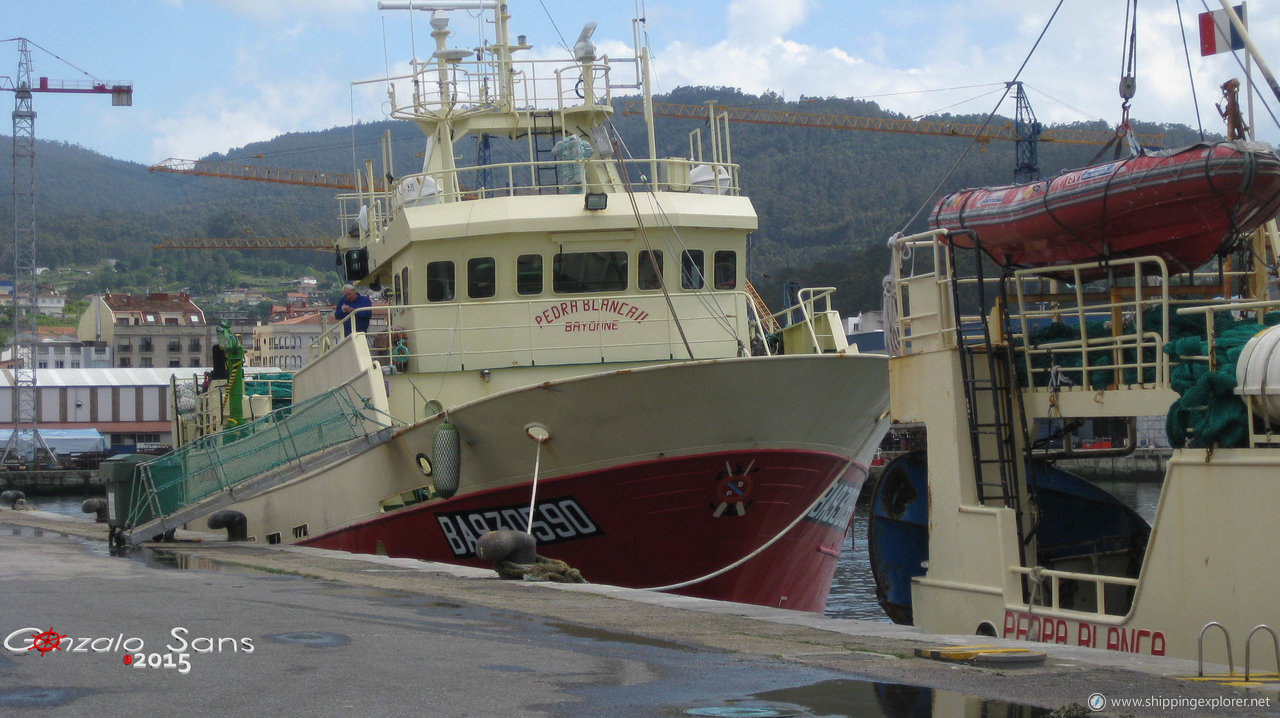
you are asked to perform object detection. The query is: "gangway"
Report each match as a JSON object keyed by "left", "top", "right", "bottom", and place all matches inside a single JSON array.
[{"left": 122, "top": 385, "right": 397, "bottom": 545}]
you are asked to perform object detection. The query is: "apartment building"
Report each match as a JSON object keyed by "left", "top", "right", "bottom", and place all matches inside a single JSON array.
[{"left": 77, "top": 292, "right": 212, "bottom": 369}]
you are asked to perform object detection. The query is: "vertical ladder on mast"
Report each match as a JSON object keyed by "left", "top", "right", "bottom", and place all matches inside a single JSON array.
[
  {"left": 530, "top": 110, "right": 560, "bottom": 193},
  {"left": 946, "top": 233, "right": 1038, "bottom": 570}
]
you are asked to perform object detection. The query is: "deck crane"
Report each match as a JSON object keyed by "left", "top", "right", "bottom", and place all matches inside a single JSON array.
[
  {"left": 1, "top": 38, "right": 131, "bottom": 465},
  {"left": 622, "top": 84, "right": 1164, "bottom": 182}
]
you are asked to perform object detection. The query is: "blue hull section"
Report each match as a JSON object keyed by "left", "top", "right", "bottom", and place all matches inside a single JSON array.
[{"left": 867, "top": 451, "right": 1150, "bottom": 625}]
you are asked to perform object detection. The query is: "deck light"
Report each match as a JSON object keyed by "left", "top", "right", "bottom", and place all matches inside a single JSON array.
[{"left": 584, "top": 192, "right": 607, "bottom": 210}]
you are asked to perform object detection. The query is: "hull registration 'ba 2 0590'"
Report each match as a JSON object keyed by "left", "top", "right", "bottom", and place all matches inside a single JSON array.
[{"left": 436, "top": 497, "right": 601, "bottom": 557}]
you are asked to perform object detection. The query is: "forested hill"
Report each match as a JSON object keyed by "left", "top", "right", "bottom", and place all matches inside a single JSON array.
[{"left": 0, "top": 87, "right": 1217, "bottom": 316}]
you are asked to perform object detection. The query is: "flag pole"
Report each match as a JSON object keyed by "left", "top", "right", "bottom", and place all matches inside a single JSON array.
[{"left": 1218, "top": 0, "right": 1280, "bottom": 107}]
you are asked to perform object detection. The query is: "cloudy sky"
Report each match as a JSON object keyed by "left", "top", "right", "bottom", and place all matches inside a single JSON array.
[{"left": 4, "top": 0, "right": 1279, "bottom": 167}]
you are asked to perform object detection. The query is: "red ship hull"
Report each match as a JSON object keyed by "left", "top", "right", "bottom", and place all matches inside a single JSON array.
[
  {"left": 301, "top": 448, "right": 865, "bottom": 613},
  {"left": 931, "top": 141, "right": 1280, "bottom": 274}
]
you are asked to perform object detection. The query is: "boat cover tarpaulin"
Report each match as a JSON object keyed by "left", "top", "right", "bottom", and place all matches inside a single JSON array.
[{"left": 0, "top": 428, "right": 108, "bottom": 455}]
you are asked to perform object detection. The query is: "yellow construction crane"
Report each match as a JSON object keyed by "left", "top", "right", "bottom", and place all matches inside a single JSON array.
[
  {"left": 149, "top": 157, "right": 364, "bottom": 191},
  {"left": 623, "top": 99, "right": 1165, "bottom": 147},
  {"left": 154, "top": 236, "right": 334, "bottom": 251},
  {"left": 624, "top": 87, "right": 1164, "bottom": 184}
]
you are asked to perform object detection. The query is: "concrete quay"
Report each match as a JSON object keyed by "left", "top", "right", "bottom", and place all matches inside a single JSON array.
[{"left": 1, "top": 507, "right": 1275, "bottom": 718}]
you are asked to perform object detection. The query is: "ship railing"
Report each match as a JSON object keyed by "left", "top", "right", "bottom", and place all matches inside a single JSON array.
[
  {"left": 387, "top": 55, "right": 628, "bottom": 124},
  {"left": 889, "top": 229, "right": 1011, "bottom": 353},
  {"left": 1009, "top": 256, "right": 1172, "bottom": 403},
  {"left": 889, "top": 229, "right": 974, "bottom": 355},
  {"left": 1011, "top": 564, "right": 1139, "bottom": 620},
  {"left": 335, "top": 154, "right": 742, "bottom": 235},
  {"left": 751, "top": 287, "right": 848, "bottom": 355},
  {"left": 891, "top": 230, "right": 1259, "bottom": 419},
  {"left": 126, "top": 383, "right": 394, "bottom": 531},
  {"left": 310, "top": 292, "right": 754, "bottom": 373}
]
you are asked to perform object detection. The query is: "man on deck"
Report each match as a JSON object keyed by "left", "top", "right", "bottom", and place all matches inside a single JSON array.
[{"left": 334, "top": 284, "right": 373, "bottom": 336}]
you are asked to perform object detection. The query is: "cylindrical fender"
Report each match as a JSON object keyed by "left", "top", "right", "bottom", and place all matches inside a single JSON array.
[{"left": 432, "top": 420, "right": 461, "bottom": 499}]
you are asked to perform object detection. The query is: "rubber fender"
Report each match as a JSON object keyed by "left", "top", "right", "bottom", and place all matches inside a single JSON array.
[
  {"left": 432, "top": 420, "right": 461, "bottom": 499},
  {"left": 476, "top": 529, "right": 537, "bottom": 564},
  {"left": 207, "top": 510, "right": 249, "bottom": 541}
]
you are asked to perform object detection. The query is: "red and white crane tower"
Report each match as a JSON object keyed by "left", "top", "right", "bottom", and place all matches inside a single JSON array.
[{"left": 0, "top": 38, "right": 131, "bottom": 464}]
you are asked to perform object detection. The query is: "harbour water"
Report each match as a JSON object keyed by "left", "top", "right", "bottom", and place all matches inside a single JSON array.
[{"left": 22, "top": 478, "right": 1166, "bottom": 623}]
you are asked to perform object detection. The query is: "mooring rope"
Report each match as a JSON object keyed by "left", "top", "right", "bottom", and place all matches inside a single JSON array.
[
  {"left": 639, "top": 465, "right": 861, "bottom": 593},
  {"left": 527, "top": 437, "right": 543, "bottom": 535}
]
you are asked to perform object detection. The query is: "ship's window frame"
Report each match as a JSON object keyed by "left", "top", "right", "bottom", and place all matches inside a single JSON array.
[
  {"left": 713, "top": 250, "right": 737, "bottom": 290},
  {"left": 399, "top": 267, "right": 409, "bottom": 305},
  {"left": 517, "top": 254, "right": 543, "bottom": 296},
  {"left": 553, "top": 251, "right": 628, "bottom": 294},
  {"left": 681, "top": 249, "right": 705, "bottom": 290},
  {"left": 638, "top": 250, "right": 664, "bottom": 290},
  {"left": 467, "top": 256, "right": 496, "bottom": 299},
  {"left": 426, "top": 260, "right": 455, "bottom": 302}
]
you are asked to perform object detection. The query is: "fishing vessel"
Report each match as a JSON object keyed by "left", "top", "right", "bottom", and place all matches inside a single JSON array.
[
  {"left": 123, "top": 1, "right": 889, "bottom": 613},
  {"left": 874, "top": 6, "right": 1280, "bottom": 664},
  {"left": 930, "top": 140, "right": 1280, "bottom": 275}
]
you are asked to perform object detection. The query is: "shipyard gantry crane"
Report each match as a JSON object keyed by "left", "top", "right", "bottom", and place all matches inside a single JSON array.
[
  {"left": 623, "top": 82, "right": 1164, "bottom": 182},
  {"left": 1, "top": 38, "right": 131, "bottom": 464}
]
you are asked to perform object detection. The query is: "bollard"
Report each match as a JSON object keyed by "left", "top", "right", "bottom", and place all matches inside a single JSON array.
[
  {"left": 81, "top": 498, "right": 109, "bottom": 523},
  {"left": 207, "top": 510, "right": 249, "bottom": 541},
  {"left": 476, "top": 529, "right": 537, "bottom": 564},
  {"left": 0, "top": 490, "right": 26, "bottom": 509}
]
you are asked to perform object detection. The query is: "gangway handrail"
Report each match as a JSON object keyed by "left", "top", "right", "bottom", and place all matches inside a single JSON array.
[{"left": 126, "top": 384, "right": 395, "bottom": 532}]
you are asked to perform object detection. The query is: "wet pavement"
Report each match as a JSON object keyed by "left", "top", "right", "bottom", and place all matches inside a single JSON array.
[{"left": 1, "top": 509, "right": 1277, "bottom": 717}]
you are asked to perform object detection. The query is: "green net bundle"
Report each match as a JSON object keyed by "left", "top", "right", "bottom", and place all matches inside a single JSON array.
[
  {"left": 1164, "top": 313, "right": 1280, "bottom": 448},
  {"left": 1014, "top": 307, "right": 1280, "bottom": 449}
]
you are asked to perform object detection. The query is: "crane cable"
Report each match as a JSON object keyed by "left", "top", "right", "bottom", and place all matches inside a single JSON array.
[
  {"left": 896, "top": 0, "right": 1066, "bottom": 237},
  {"left": 1119, "top": 0, "right": 1139, "bottom": 126}
]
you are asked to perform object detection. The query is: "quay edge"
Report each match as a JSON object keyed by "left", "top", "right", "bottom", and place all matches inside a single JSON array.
[{"left": 1, "top": 508, "right": 1274, "bottom": 717}]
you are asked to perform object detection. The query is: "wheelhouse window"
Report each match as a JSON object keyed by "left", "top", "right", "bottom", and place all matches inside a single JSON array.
[
  {"left": 681, "top": 250, "right": 704, "bottom": 290},
  {"left": 713, "top": 250, "right": 737, "bottom": 290},
  {"left": 553, "top": 251, "right": 627, "bottom": 293},
  {"left": 517, "top": 254, "right": 543, "bottom": 295},
  {"left": 638, "top": 250, "right": 663, "bottom": 290},
  {"left": 426, "top": 261, "right": 455, "bottom": 302},
  {"left": 467, "top": 257, "right": 496, "bottom": 299}
]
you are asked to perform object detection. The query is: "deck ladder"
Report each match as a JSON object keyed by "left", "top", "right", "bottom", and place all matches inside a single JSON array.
[
  {"left": 946, "top": 234, "right": 1038, "bottom": 570},
  {"left": 530, "top": 111, "right": 560, "bottom": 193}
]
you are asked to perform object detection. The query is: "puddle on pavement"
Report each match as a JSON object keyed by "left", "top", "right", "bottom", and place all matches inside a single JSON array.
[
  {"left": 3, "top": 522, "right": 275, "bottom": 576},
  {"left": 682, "top": 679, "right": 1052, "bottom": 718}
]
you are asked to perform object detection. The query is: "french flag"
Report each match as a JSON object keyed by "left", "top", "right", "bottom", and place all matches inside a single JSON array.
[{"left": 1199, "top": 4, "right": 1247, "bottom": 56}]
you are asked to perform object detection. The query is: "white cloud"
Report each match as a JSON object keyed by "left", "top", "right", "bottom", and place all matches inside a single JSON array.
[
  {"left": 149, "top": 78, "right": 351, "bottom": 161},
  {"left": 200, "top": 0, "right": 366, "bottom": 20},
  {"left": 726, "top": 0, "right": 812, "bottom": 44}
]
